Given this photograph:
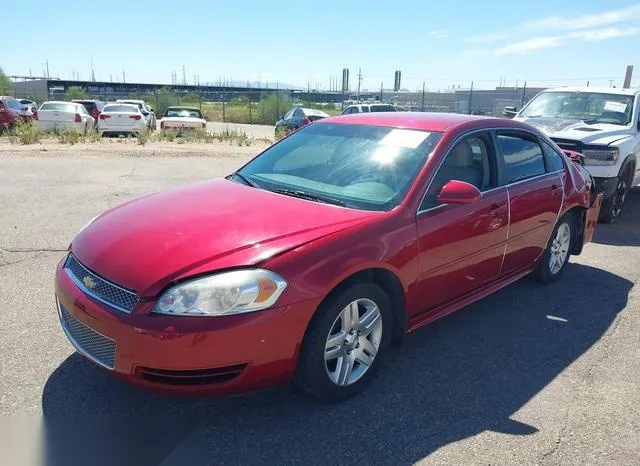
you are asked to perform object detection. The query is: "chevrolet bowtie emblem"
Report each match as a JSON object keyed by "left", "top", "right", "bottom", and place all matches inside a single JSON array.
[{"left": 82, "top": 275, "right": 97, "bottom": 290}]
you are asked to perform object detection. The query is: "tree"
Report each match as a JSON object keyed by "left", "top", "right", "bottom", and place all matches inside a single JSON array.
[
  {"left": 67, "top": 86, "right": 87, "bottom": 100},
  {"left": 0, "top": 67, "right": 13, "bottom": 95}
]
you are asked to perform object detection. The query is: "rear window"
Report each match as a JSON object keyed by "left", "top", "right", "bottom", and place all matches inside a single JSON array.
[
  {"left": 163, "top": 108, "right": 203, "bottom": 118},
  {"left": 79, "top": 102, "right": 97, "bottom": 111},
  {"left": 40, "top": 102, "right": 77, "bottom": 112},
  {"left": 103, "top": 105, "right": 139, "bottom": 113}
]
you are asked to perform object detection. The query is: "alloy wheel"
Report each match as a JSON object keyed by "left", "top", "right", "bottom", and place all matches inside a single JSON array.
[
  {"left": 549, "top": 222, "right": 571, "bottom": 274},
  {"left": 324, "top": 298, "right": 383, "bottom": 386},
  {"left": 611, "top": 178, "right": 627, "bottom": 219}
]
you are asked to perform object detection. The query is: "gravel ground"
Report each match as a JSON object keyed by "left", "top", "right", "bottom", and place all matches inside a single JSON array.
[{"left": 0, "top": 144, "right": 639, "bottom": 466}]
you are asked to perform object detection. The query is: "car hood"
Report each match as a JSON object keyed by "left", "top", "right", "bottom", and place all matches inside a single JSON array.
[
  {"left": 516, "top": 116, "right": 632, "bottom": 145},
  {"left": 71, "top": 179, "right": 377, "bottom": 296}
]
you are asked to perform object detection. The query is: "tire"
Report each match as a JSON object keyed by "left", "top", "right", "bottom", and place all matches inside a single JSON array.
[
  {"left": 531, "top": 214, "right": 573, "bottom": 283},
  {"left": 599, "top": 173, "right": 629, "bottom": 224},
  {"left": 294, "top": 282, "right": 393, "bottom": 402}
]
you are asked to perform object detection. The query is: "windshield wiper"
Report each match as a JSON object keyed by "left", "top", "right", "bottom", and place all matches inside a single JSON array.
[
  {"left": 228, "top": 172, "right": 261, "bottom": 188},
  {"left": 268, "top": 188, "right": 346, "bottom": 207}
]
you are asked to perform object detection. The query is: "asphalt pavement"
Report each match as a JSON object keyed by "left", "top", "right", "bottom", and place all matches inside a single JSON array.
[{"left": 1, "top": 153, "right": 638, "bottom": 466}]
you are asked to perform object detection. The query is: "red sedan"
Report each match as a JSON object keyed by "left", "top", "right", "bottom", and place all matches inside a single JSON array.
[{"left": 54, "top": 113, "right": 602, "bottom": 401}]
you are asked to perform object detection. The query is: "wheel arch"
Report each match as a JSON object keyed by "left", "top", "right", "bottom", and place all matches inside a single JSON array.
[
  {"left": 302, "top": 267, "right": 407, "bottom": 349},
  {"left": 564, "top": 205, "right": 587, "bottom": 255},
  {"left": 621, "top": 153, "right": 636, "bottom": 184}
]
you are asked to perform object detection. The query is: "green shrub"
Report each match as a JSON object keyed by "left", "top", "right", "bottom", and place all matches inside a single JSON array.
[
  {"left": 10, "top": 120, "right": 41, "bottom": 144},
  {"left": 54, "top": 127, "right": 83, "bottom": 144},
  {"left": 136, "top": 129, "right": 151, "bottom": 146},
  {"left": 67, "top": 86, "right": 88, "bottom": 100}
]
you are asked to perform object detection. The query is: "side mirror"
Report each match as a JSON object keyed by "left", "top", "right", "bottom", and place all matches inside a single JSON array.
[
  {"left": 436, "top": 180, "right": 482, "bottom": 205},
  {"left": 562, "top": 149, "right": 585, "bottom": 166},
  {"left": 503, "top": 106, "right": 517, "bottom": 119}
]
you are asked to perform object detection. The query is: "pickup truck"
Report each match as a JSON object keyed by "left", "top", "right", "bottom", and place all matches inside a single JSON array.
[{"left": 513, "top": 87, "right": 640, "bottom": 223}]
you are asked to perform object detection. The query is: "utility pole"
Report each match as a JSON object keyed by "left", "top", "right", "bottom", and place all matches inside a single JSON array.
[
  {"left": 182, "top": 66, "right": 186, "bottom": 86},
  {"left": 380, "top": 81, "right": 383, "bottom": 102},
  {"left": 521, "top": 81, "right": 527, "bottom": 107},
  {"left": 468, "top": 81, "right": 474, "bottom": 114},
  {"left": 122, "top": 69, "right": 125, "bottom": 83},
  {"left": 357, "top": 68, "right": 362, "bottom": 102},
  {"left": 90, "top": 56, "right": 96, "bottom": 82},
  {"left": 609, "top": 79, "right": 614, "bottom": 88},
  {"left": 46, "top": 60, "right": 50, "bottom": 78},
  {"left": 421, "top": 81, "right": 426, "bottom": 111}
]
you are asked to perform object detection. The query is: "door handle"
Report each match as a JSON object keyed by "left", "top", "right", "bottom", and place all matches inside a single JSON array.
[
  {"left": 488, "top": 202, "right": 502, "bottom": 216},
  {"left": 550, "top": 184, "right": 562, "bottom": 196}
]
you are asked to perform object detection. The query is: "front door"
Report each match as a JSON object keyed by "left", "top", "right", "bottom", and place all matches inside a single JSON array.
[
  {"left": 495, "top": 131, "right": 564, "bottom": 274},
  {"left": 411, "top": 131, "right": 509, "bottom": 318}
]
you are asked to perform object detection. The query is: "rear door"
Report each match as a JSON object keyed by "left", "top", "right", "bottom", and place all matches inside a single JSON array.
[{"left": 496, "top": 130, "right": 564, "bottom": 275}]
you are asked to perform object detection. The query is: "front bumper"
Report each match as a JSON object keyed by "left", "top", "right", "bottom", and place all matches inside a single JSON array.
[
  {"left": 593, "top": 177, "right": 618, "bottom": 200},
  {"left": 54, "top": 257, "right": 319, "bottom": 395}
]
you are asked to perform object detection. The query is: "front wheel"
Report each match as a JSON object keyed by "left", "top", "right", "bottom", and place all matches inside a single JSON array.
[
  {"left": 294, "top": 283, "right": 392, "bottom": 402},
  {"left": 531, "top": 214, "right": 573, "bottom": 283},
  {"left": 599, "top": 175, "right": 628, "bottom": 224}
]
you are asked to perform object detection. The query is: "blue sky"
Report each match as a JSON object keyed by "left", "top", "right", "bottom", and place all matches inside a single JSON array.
[{"left": 4, "top": 0, "right": 640, "bottom": 91}]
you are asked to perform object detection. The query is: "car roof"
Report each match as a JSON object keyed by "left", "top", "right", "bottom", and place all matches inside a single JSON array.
[
  {"left": 41, "top": 101, "right": 78, "bottom": 105},
  {"left": 104, "top": 103, "right": 139, "bottom": 108},
  {"left": 542, "top": 86, "right": 639, "bottom": 96},
  {"left": 165, "top": 106, "right": 201, "bottom": 110},
  {"left": 117, "top": 99, "right": 145, "bottom": 103},
  {"left": 323, "top": 112, "right": 531, "bottom": 132}
]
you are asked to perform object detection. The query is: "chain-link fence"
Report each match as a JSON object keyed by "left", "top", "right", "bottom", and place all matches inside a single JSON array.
[{"left": 12, "top": 77, "right": 614, "bottom": 124}]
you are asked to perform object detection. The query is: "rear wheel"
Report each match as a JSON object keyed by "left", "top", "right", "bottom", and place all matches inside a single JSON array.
[
  {"left": 599, "top": 174, "right": 629, "bottom": 224},
  {"left": 294, "top": 283, "right": 392, "bottom": 402},
  {"left": 531, "top": 214, "right": 573, "bottom": 283}
]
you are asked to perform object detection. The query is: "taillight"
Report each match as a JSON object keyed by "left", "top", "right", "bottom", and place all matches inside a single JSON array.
[
  {"left": 129, "top": 115, "right": 142, "bottom": 120},
  {"left": 303, "top": 116, "right": 310, "bottom": 125},
  {"left": 160, "top": 121, "right": 165, "bottom": 129},
  {"left": 74, "top": 113, "right": 82, "bottom": 123},
  {"left": 99, "top": 114, "right": 110, "bottom": 119},
  {"left": 32, "top": 110, "right": 38, "bottom": 120}
]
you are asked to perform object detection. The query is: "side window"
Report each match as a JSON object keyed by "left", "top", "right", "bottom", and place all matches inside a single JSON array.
[
  {"left": 293, "top": 108, "right": 304, "bottom": 118},
  {"left": 283, "top": 109, "right": 295, "bottom": 120},
  {"left": 540, "top": 139, "right": 565, "bottom": 172},
  {"left": 496, "top": 133, "right": 546, "bottom": 184},
  {"left": 0, "top": 102, "right": 5, "bottom": 109},
  {"left": 420, "top": 133, "right": 494, "bottom": 210},
  {"left": 362, "top": 106, "right": 370, "bottom": 113}
]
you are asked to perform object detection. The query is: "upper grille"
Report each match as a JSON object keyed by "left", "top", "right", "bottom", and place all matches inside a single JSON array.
[
  {"left": 550, "top": 138, "right": 584, "bottom": 153},
  {"left": 65, "top": 254, "right": 139, "bottom": 313},
  {"left": 59, "top": 304, "right": 116, "bottom": 369}
]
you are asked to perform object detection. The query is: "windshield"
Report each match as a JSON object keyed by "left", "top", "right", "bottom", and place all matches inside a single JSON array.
[
  {"left": 236, "top": 123, "right": 442, "bottom": 211},
  {"left": 520, "top": 91, "right": 635, "bottom": 126},
  {"left": 163, "top": 108, "right": 204, "bottom": 118}
]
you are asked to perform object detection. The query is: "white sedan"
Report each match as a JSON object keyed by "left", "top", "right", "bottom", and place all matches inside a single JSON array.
[
  {"left": 35, "top": 101, "right": 95, "bottom": 133},
  {"left": 159, "top": 106, "right": 207, "bottom": 132},
  {"left": 98, "top": 103, "right": 148, "bottom": 136}
]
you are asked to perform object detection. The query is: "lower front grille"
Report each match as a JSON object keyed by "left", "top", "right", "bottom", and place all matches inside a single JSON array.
[
  {"left": 137, "top": 364, "right": 247, "bottom": 386},
  {"left": 59, "top": 304, "right": 116, "bottom": 370}
]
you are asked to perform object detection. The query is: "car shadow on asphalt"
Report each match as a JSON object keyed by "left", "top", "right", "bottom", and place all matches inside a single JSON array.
[
  {"left": 42, "top": 264, "right": 632, "bottom": 466},
  {"left": 592, "top": 188, "right": 640, "bottom": 247}
]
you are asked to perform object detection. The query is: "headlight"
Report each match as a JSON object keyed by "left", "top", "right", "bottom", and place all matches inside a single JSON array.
[
  {"left": 154, "top": 269, "right": 288, "bottom": 316},
  {"left": 582, "top": 147, "right": 619, "bottom": 166}
]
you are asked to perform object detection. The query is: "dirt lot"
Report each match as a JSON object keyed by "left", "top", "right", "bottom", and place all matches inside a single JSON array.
[{"left": 1, "top": 140, "right": 639, "bottom": 466}]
